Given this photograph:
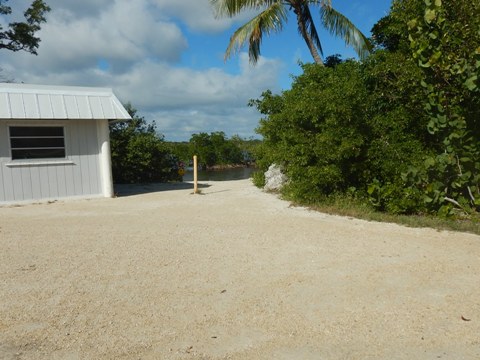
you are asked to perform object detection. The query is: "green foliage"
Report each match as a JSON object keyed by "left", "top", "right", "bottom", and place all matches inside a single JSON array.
[
  {"left": 371, "top": 0, "right": 424, "bottom": 53},
  {"left": 109, "top": 104, "right": 180, "bottom": 184},
  {"left": 407, "top": 0, "right": 480, "bottom": 215},
  {"left": 367, "top": 179, "right": 426, "bottom": 214},
  {"left": 166, "top": 142, "right": 190, "bottom": 163},
  {"left": 251, "top": 170, "right": 265, "bottom": 188},
  {"left": 251, "top": 0, "right": 479, "bottom": 219},
  {"left": 188, "top": 132, "right": 247, "bottom": 169},
  {"left": 222, "top": 3, "right": 471, "bottom": 222},
  {"left": 254, "top": 61, "right": 370, "bottom": 202},
  {"left": 360, "top": 49, "right": 432, "bottom": 213},
  {"left": 168, "top": 133, "right": 259, "bottom": 169},
  {"left": 323, "top": 54, "right": 344, "bottom": 68},
  {"left": 253, "top": 56, "right": 430, "bottom": 213},
  {"left": 189, "top": 132, "right": 216, "bottom": 168},
  {"left": 0, "top": 0, "right": 50, "bottom": 54}
]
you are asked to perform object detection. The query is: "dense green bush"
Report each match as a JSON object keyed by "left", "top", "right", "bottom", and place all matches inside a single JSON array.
[
  {"left": 110, "top": 105, "right": 180, "bottom": 184},
  {"left": 361, "top": 50, "right": 431, "bottom": 213},
  {"left": 253, "top": 59, "right": 428, "bottom": 212},
  {"left": 254, "top": 61, "right": 369, "bottom": 202},
  {"left": 406, "top": 0, "right": 480, "bottom": 215},
  {"left": 251, "top": 0, "right": 479, "bottom": 217}
]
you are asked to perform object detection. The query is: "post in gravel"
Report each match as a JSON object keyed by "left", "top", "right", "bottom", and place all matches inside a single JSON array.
[{"left": 193, "top": 155, "right": 198, "bottom": 194}]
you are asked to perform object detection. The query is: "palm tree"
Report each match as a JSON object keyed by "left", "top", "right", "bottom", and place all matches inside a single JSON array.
[{"left": 210, "top": 0, "right": 372, "bottom": 65}]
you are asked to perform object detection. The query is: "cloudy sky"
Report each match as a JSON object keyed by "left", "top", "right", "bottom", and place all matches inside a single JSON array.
[{"left": 1, "top": 0, "right": 392, "bottom": 141}]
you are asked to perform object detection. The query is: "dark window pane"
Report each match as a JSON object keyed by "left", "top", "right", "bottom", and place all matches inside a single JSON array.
[
  {"left": 10, "top": 126, "right": 64, "bottom": 137},
  {"left": 10, "top": 137, "right": 65, "bottom": 149},
  {"left": 12, "top": 148, "right": 66, "bottom": 160},
  {"left": 9, "top": 126, "right": 66, "bottom": 160}
]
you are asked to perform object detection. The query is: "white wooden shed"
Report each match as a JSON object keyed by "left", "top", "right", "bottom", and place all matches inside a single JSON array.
[{"left": 0, "top": 83, "right": 131, "bottom": 205}]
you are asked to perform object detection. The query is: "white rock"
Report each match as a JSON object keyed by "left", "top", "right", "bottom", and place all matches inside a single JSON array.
[{"left": 264, "top": 164, "right": 288, "bottom": 192}]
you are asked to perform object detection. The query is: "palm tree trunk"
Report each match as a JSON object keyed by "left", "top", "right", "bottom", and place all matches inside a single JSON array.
[{"left": 292, "top": 4, "right": 324, "bottom": 65}]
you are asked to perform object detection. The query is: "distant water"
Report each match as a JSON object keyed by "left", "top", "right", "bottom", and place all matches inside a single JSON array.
[{"left": 182, "top": 167, "right": 258, "bottom": 182}]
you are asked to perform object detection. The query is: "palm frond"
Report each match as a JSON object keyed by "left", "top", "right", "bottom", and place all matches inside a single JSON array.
[
  {"left": 210, "top": 0, "right": 278, "bottom": 18},
  {"left": 319, "top": 4, "right": 373, "bottom": 59},
  {"left": 224, "top": 2, "right": 287, "bottom": 63}
]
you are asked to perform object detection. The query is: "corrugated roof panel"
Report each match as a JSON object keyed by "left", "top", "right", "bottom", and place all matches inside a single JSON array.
[
  {"left": 114, "top": 105, "right": 127, "bottom": 119},
  {"left": 37, "top": 94, "right": 54, "bottom": 118},
  {"left": 110, "top": 95, "right": 130, "bottom": 119},
  {"left": 76, "top": 96, "right": 92, "bottom": 119},
  {"left": 64, "top": 95, "right": 80, "bottom": 119},
  {"left": 9, "top": 94, "right": 26, "bottom": 118},
  {"left": 50, "top": 95, "right": 67, "bottom": 118},
  {"left": 23, "top": 93, "right": 40, "bottom": 119},
  {"left": 99, "top": 97, "right": 115, "bottom": 119},
  {"left": 88, "top": 96, "right": 104, "bottom": 118},
  {"left": 0, "top": 83, "right": 131, "bottom": 121},
  {"left": 0, "top": 93, "right": 11, "bottom": 118}
]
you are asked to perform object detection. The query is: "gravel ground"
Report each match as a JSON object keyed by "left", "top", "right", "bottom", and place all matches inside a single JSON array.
[{"left": 0, "top": 179, "right": 479, "bottom": 360}]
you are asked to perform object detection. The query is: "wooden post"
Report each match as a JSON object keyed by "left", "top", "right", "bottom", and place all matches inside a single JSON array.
[{"left": 193, "top": 155, "right": 198, "bottom": 194}]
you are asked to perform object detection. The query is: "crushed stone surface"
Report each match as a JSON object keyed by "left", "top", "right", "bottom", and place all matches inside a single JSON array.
[{"left": 1, "top": 179, "right": 479, "bottom": 359}]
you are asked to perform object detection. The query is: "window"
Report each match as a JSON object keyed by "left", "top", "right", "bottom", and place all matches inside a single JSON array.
[{"left": 9, "top": 126, "right": 66, "bottom": 160}]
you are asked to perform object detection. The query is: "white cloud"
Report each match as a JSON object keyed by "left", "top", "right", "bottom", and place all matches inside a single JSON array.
[
  {"left": 16, "top": 0, "right": 186, "bottom": 73},
  {"left": 145, "top": 105, "right": 262, "bottom": 141},
  {"left": 44, "top": 0, "right": 112, "bottom": 18},
  {"left": 0, "top": 1, "right": 284, "bottom": 141},
  {"left": 151, "top": 0, "right": 259, "bottom": 33},
  {"left": 108, "top": 53, "right": 281, "bottom": 108},
  {"left": 112, "top": 53, "right": 283, "bottom": 140}
]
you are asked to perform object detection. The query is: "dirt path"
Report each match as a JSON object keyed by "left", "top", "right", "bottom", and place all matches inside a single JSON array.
[{"left": 1, "top": 179, "right": 479, "bottom": 359}]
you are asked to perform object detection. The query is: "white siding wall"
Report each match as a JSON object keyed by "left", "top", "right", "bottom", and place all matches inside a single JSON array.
[{"left": 0, "top": 120, "right": 102, "bottom": 204}]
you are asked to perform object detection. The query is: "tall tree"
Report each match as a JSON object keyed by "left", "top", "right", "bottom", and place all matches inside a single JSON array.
[
  {"left": 0, "top": 0, "right": 50, "bottom": 54},
  {"left": 210, "top": 0, "right": 372, "bottom": 65}
]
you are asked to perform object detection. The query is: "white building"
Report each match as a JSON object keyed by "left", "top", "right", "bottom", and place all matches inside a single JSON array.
[{"left": 0, "top": 83, "right": 131, "bottom": 205}]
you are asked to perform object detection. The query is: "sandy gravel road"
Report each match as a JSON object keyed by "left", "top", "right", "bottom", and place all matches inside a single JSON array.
[{"left": 0, "top": 179, "right": 479, "bottom": 359}]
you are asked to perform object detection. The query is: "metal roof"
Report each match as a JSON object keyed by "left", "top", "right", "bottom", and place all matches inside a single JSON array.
[{"left": 0, "top": 83, "right": 131, "bottom": 120}]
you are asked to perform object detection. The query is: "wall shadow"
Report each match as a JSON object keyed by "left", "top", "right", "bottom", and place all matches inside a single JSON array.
[{"left": 114, "top": 181, "right": 211, "bottom": 197}]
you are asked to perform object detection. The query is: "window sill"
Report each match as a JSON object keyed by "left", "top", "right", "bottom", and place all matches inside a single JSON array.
[{"left": 6, "top": 160, "right": 75, "bottom": 168}]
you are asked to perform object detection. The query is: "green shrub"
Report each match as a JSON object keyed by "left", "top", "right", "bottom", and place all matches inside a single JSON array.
[{"left": 110, "top": 104, "right": 180, "bottom": 184}]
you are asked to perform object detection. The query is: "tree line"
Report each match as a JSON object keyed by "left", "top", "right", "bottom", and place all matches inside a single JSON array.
[
  {"left": 168, "top": 133, "right": 259, "bottom": 170},
  {"left": 109, "top": 105, "right": 259, "bottom": 183}
]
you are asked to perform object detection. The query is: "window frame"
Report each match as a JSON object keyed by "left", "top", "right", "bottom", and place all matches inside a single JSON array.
[{"left": 7, "top": 123, "right": 68, "bottom": 163}]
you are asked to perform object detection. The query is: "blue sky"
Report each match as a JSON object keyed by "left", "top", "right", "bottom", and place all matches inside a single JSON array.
[{"left": 0, "top": 0, "right": 392, "bottom": 141}]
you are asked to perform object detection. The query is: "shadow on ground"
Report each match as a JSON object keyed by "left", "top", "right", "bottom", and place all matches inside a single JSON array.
[{"left": 114, "top": 182, "right": 211, "bottom": 197}]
